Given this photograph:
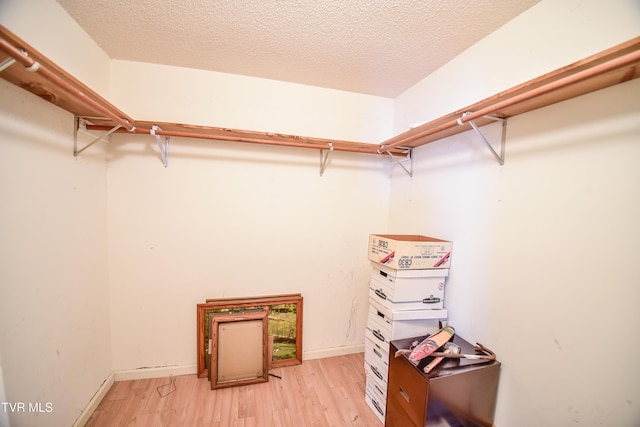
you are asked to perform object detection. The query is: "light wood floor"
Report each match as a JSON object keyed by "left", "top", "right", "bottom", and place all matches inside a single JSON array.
[{"left": 85, "top": 352, "right": 383, "bottom": 426}]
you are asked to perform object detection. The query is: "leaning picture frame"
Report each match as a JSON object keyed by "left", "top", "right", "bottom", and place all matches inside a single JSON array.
[
  {"left": 209, "top": 308, "right": 269, "bottom": 389},
  {"left": 197, "top": 293, "right": 303, "bottom": 378}
]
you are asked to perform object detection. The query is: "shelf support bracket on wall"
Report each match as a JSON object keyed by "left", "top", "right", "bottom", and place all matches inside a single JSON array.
[
  {"left": 458, "top": 112, "right": 507, "bottom": 165},
  {"left": 0, "top": 56, "right": 16, "bottom": 72},
  {"left": 383, "top": 147, "right": 413, "bottom": 177},
  {"left": 151, "top": 125, "right": 170, "bottom": 167},
  {"left": 73, "top": 116, "right": 121, "bottom": 157},
  {"left": 319, "top": 142, "right": 333, "bottom": 176}
]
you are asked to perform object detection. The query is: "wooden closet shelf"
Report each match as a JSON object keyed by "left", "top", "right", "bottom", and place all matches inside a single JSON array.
[
  {"left": 1, "top": 24, "right": 639, "bottom": 162},
  {"left": 0, "top": 26, "right": 134, "bottom": 131},
  {"left": 0, "top": 25, "right": 402, "bottom": 157},
  {"left": 83, "top": 120, "right": 399, "bottom": 155},
  {"left": 380, "top": 36, "right": 640, "bottom": 152}
]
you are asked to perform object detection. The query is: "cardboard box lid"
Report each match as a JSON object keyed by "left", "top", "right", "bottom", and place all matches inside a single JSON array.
[{"left": 371, "top": 234, "right": 451, "bottom": 243}]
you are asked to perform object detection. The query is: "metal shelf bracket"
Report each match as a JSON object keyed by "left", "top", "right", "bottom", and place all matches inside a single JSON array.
[
  {"left": 0, "top": 48, "right": 29, "bottom": 73},
  {"left": 0, "top": 56, "right": 16, "bottom": 73},
  {"left": 383, "top": 147, "right": 413, "bottom": 177},
  {"left": 73, "top": 116, "right": 121, "bottom": 156},
  {"left": 151, "top": 125, "right": 170, "bottom": 167},
  {"left": 458, "top": 112, "right": 507, "bottom": 165},
  {"left": 319, "top": 142, "right": 333, "bottom": 176}
]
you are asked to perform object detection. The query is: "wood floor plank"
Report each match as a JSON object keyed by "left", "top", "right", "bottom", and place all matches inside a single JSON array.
[
  {"left": 85, "top": 352, "right": 383, "bottom": 426},
  {"left": 183, "top": 373, "right": 215, "bottom": 426},
  {"left": 266, "top": 371, "right": 287, "bottom": 413},
  {"left": 210, "top": 385, "right": 235, "bottom": 424},
  {"left": 271, "top": 408, "right": 293, "bottom": 427},
  {"left": 252, "top": 381, "right": 274, "bottom": 425}
]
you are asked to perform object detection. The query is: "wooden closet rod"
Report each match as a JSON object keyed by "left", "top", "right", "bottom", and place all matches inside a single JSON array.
[
  {"left": 456, "top": 49, "right": 640, "bottom": 125},
  {"left": 1, "top": 25, "right": 399, "bottom": 157},
  {"left": 379, "top": 36, "right": 640, "bottom": 153},
  {"left": 0, "top": 29, "right": 136, "bottom": 132},
  {"left": 82, "top": 121, "right": 399, "bottom": 155},
  {"left": 126, "top": 125, "right": 384, "bottom": 154},
  {"left": 2, "top": 24, "right": 638, "bottom": 163}
]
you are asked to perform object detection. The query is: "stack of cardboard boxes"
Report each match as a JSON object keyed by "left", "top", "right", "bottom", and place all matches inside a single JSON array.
[{"left": 364, "top": 234, "right": 453, "bottom": 423}]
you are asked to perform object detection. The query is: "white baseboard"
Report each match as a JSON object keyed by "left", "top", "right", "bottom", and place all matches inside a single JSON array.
[
  {"left": 302, "top": 344, "right": 364, "bottom": 360},
  {"left": 73, "top": 372, "right": 115, "bottom": 427},
  {"left": 114, "top": 364, "right": 198, "bottom": 381}
]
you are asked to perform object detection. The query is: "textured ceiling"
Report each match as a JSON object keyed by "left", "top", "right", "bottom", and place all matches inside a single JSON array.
[{"left": 56, "top": 0, "right": 540, "bottom": 98}]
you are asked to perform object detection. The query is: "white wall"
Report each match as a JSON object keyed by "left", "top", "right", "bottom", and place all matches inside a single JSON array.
[
  {"left": 106, "top": 137, "right": 392, "bottom": 371},
  {"left": 109, "top": 60, "right": 393, "bottom": 143},
  {"left": 0, "top": 1, "right": 113, "bottom": 426},
  {"left": 0, "top": 82, "right": 112, "bottom": 427},
  {"left": 390, "top": 0, "right": 640, "bottom": 425},
  {"left": 394, "top": 0, "right": 640, "bottom": 133},
  {"left": 105, "top": 60, "right": 395, "bottom": 371}
]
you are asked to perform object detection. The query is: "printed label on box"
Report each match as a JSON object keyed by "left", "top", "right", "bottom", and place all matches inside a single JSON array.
[{"left": 368, "top": 234, "right": 452, "bottom": 269}]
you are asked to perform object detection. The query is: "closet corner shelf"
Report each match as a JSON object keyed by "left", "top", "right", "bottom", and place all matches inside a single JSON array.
[{"left": 1, "top": 24, "right": 639, "bottom": 163}]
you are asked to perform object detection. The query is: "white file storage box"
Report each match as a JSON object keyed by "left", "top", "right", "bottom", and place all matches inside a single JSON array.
[
  {"left": 369, "top": 270, "right": 446, "bottom": 306},
  {"left": 368, "top": 300, "right": 447, "bottom": 342},
  {"left": 369, "top": 285, "right": 445, "bottom": 310},
  {"left": 366, "top": 372, "right": 387, "bottom": 402},
  {"left": 365, "top": 334, "right": 389, "bottom": 368},
  {"left": 365, "top": 355, "right": 388, "bottom": 385},
  {"left": 371, "top": 263, "right": 449, "bottom": 285},
  {"left": 366, "top": 320, "right": 392, "bottom": 347},
  {"left": 365, "top": 389, "right": 386, "bottom": 423}
]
